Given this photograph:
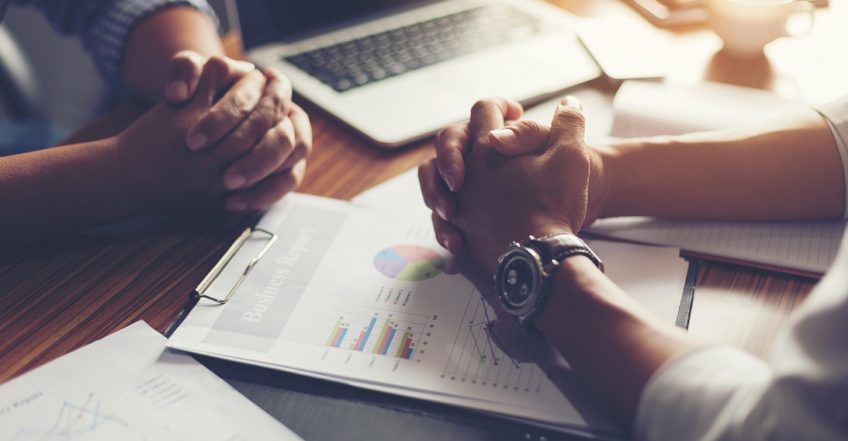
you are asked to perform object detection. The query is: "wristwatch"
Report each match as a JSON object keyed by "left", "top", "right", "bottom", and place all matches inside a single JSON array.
[{"left": 494, "top": 233, "right": 603, "bottom": 331}]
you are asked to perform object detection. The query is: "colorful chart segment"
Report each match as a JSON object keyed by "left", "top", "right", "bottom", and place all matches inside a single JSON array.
[
  {"left": 373, "top": 245, "right": 445, "bottom": 281},
  {"left": 326, "top": 320, "right": 349, "bottom": 348},
  {"left": 325, "top": 313, "right": 420, "bottom": 360}
]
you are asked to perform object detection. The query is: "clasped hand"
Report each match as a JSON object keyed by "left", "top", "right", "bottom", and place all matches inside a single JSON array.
[
  {"left": 419, "top": 97, "right": 609, "bottom": 272},
  {"left": 117, "top": 51, "right": 311, "bottom": 215}
]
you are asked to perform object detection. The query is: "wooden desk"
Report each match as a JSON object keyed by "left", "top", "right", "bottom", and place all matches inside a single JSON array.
[{"left": 1, "top": 0, "right": 844, "bottom": 439}]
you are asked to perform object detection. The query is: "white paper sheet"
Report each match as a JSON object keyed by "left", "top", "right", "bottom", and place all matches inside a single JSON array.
[
  {"left": 590, "top": 80, "right": 847, "bottom": 274},
  {"left": 353, "top": 169, "right": 688, "bottom": 324},
  {"left": 610, "top": 80, "right": 806, "bottom": 137},
  {"left": 0, "top": 321, "right": 301, "bottom": 441},
  {"left": 168, "top": 195, "right": 620, "bottom": 434},
  {"left": 168, "top": 193, "right": 687, "bottom": 437},
  {"left": 586, "top": 217, "right": 846, "bottom": 275}
]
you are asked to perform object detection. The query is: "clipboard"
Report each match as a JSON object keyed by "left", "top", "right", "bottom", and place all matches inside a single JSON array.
[
  {"left": 165, "top": 226, "right": 700, "bottom": 336},
  {"left": 165, "top": 226, "right": 277, "bottom": 338},
  {"left": 160, "top": 205, "right": 698, "bottom": 440}
]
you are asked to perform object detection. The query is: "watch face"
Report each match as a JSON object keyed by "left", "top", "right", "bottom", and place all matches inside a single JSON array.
[{"left": 497, "top": 250, "right": 538, "bottom": 308}]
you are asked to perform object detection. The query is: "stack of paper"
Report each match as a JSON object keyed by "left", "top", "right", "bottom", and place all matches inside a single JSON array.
[{"left": 0, "top": 321, "right": 300, "bottom": 441}]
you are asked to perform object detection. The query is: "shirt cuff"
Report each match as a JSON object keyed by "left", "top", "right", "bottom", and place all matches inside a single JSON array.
[
  {"left": 815, "top": 97, "right": 848, "bottom": 220},
  {"left": 634, "top": 345, "right": 771, "bottom": 441},
  {"left": 84, "top": 0, "right": 220, "bottom": 82}
]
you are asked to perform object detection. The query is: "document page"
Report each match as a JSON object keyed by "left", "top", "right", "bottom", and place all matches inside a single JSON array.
[
  {"left": 0, "top": 322, "right": 300, "bottom": 441},
  {"left": 353, "top": 168, "right": 688, "bottom": 324},
  {"left": 168, "top": 195, "right": 621, "bottom": 434},
  {"left": 610, "top": 80, "right": 805, "bottom": 137},
  {"left": 168, "top": 194, "right": 687, "bottom": 437},
  {"left": 585, "top": 217, "right": 846, "bottom": 275},
  {"left": 594, "top": 80, "right": 847, "bottom": 275}
]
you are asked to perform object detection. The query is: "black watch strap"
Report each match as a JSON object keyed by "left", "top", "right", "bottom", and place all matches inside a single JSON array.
[{"left": 528, "top": 233, "right": 604, "bottom": 273}]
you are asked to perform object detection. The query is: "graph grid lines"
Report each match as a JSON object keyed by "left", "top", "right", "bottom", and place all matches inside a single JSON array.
[{"left": 442, "top": 290, "right": 547, "bottom": 393}]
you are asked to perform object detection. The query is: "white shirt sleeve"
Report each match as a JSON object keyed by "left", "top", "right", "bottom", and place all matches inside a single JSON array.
[
  {"left": 816, "top": 97, "right": 848, "bottom": 219},
  {"left": 634, "top": 226, "right": 848, "bottom": 441}
]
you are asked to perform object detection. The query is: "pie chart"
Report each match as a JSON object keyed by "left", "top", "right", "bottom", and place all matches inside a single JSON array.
[{"left": 374, "top": 245, "right": 445, "bottom": 281}]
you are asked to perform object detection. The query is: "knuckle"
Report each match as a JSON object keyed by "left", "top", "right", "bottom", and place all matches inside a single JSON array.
[
  {"left": 255, "top": 96, "right": 281, "bottom": 126},
  {"left": 516, "top": 120, "right": 546, "bottom": 138},
  {"left": 299, "top": 134, "right": 313, "bottom": 157},
  {"left": 263, "top": 66, "right": 284, "bottom": 81},
  {"left": 173, "top": 50, "right": 195, "bottom": 60},
  {"left": 270, "top": 72, "right": 293, "bottom": 97},
  {"left": 435, "top": 126, "right": 452, "bottom": 146},
  {"left": 554, "top": 108, "right": 586, "bottom": 127},
  {"left": 205, "top": 55, "right": 229, "bottom": 75},
  {"left": 290, "top": 103, "right": 306, "bottom": 118},
  {"left": 475, "top": 133, "right": 491, "bottom": 147},
  {"left": 207, "top": 55, "right": 228, "bottom": 69},
  {"left": 471, "top": 98, "right": 498, "bottom": 115},
  {"left": 267, "top": 94, "right": 286, "bottom": 122},
  {"left": 279, "top": 123, "right": 297, "bottom": 151},
  {"left": 169, "top": 56, "right": 193, "bottom": 72},
  {"left": 230, "top": 91, "right": 255, "bottom": 115},
  {"left": 418, "top": 161, "right": 431, "bottom": 186}
]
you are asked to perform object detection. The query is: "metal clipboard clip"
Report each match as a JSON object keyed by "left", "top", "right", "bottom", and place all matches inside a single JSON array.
[{"left": 194, "top": 227, "right": 278, "bottom": 305}]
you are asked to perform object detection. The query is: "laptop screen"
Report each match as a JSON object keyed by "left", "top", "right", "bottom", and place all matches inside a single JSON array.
[{"left": 235, "top": 0, "right": 431, "bottom": 49}]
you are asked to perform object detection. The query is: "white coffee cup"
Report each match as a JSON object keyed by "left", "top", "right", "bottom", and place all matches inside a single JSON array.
[{"left": 708, "top": 0, "right": 814, "bottom": 57}]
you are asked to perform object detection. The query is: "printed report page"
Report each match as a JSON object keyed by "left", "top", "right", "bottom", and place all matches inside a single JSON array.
[{"left": 168, "top": 194, "right": 619, "bottom": 435}]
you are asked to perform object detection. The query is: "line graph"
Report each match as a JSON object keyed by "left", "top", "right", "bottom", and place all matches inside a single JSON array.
[
  {"left": 441, "top": 293, "right": 548, "bottom": 393},
  {"left": 464, "top": 299, "right": 519, "bottom": 368},
  {"left": 9, "top": 393, "right": 128, "bottom": 441}
]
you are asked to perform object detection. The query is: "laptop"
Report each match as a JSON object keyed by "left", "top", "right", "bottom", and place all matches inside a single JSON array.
[{"left": 230, "top": 0, "right": 601, "bottom": 148}]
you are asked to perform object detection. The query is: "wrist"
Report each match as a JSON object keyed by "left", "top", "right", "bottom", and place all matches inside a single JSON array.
[
  {"left": 112, "top": 132, "right": 160, "bottom": 216},
  {"left": 84, "top": 136, "right": 139, "bottom": 222},
  {"left": 589, "top": 144, "right": 619, "bottom": 221},
  {"left": 534, "top": 254, "right": 605, "bottom": 354},
  {"left": 523, "top": 217, "right": 575, "bottom": 239}
]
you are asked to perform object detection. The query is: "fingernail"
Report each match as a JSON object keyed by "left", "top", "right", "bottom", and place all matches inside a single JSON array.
[
  {"left": 435, "top": 203, "right": 448, "bottom": 221},
  {"left": 224, "top": 174, "right": 246, "bottom": 190},
  {"left": 560, "top": 95, "right": 583, "bottom": 111},
  {"left": 439, "top": 167, "right": 458, "bottom": 192},
  {"left": 441, "top": 236, "right": 452, "bottom": 250},
  {"left": 187, "top": 133, "right": 208, "bottom": 151},
  {"left": 226, "top": 199, "right": 248, "bottom": 212},
  {"left": 490, "top": 128, "right": 518, "bottom": 146},
  {"left": 235, "top": 61, "right": 256, "bottom": 72},
  {"left": 167, "top": 80, "right": 188, "bottom": 101}
]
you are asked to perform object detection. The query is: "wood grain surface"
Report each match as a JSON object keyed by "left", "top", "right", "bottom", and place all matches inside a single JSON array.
[{"left": 0, "top": 0, "right": 842, "bottom": 390}]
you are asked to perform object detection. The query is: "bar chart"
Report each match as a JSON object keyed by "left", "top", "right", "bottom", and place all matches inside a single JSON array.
[{"left": 324, "top": 310, "right": 430, "bottom": 361}]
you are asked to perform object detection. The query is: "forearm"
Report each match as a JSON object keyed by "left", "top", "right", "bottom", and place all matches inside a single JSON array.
[
  {"left": 599, "top": 109, "right": 846, "bottom": 221},
  {"left": 123, "top": 6, "right": 223, "bottom": 102},
  {"left": 536, "top": 257, "right": 700, "bottom": 429},
  {"left": 0, "top": 140, "right": 134, "bottom": 247}
]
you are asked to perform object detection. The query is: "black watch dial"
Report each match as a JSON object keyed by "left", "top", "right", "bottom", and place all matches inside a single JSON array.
[{"left": 496, "top": 249, "right": 540, "bottom": 309}]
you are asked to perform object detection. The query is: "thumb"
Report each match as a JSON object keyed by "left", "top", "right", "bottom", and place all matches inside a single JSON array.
[
  {"left": 188, "top": 56, "right": 256, "bottom": 109},
  {"left": 549, "top": 95, "right": 586, "bottom": 146},
  {"left": 487, "top": 120, "right": 551, "bottom": 155},
  {"left": 164, "top": 51, "right": 205, "bottom": 104}
]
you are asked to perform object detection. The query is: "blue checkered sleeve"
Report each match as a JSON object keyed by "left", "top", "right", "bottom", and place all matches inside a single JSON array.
[{"left": 11, "top": 0, "right": 219, "bottom": 81}]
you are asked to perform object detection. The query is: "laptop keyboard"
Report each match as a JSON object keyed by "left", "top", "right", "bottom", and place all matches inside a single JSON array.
[{"left": 284, "top": 5, "right": 549, "bottom": 93}]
